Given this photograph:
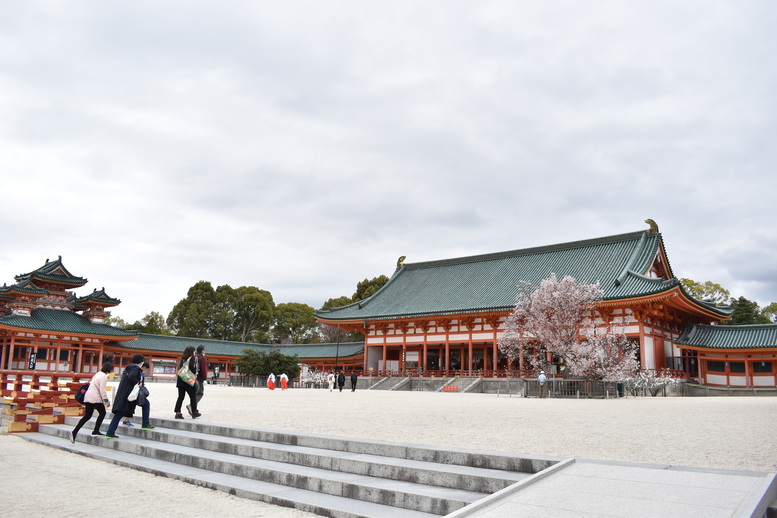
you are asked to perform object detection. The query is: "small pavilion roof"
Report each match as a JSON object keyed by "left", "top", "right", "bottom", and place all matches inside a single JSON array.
[
  {"left": 15, "top": 256, "right": 87, "bottom": 287},
  {"left": 317, "top": 229, "right": 731, "bottom": 322},
  {"left": 675, "top": 323, "right": 777, "bottom": 351},
  {"left": 75, "top": 288, "right": 122, "bottom": 307},
  {"left": 0, "top": 279, "right": 49, "bottom": 297},
  {"left": 0, "top": 308, "right": 139, "bottom": 339}
]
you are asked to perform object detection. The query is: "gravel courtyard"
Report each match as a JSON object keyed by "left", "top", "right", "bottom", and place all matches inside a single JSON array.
[{"left": 1, "top": 383, "right": 775, "bottom": 517}]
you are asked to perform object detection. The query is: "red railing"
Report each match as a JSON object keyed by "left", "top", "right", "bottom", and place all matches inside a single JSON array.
[{"left": 0, "top": 369, "right": 90, "bottom": 432}]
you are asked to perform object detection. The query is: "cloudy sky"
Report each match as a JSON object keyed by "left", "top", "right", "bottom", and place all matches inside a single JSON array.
[{"left": 2, "top": 1, "right": 775, "bottom": 323}]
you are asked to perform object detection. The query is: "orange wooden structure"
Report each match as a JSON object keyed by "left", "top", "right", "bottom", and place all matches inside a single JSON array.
[
  {"left": 317, "top": 224, "right": 734, "bottom": 378},
  {"left": 1, "top": 370, "right": 90, "bottom": 432}
]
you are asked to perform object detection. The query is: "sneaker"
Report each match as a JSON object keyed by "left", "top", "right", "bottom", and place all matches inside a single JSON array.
[
  {"left": 175, "top": 413, "right": 184, "bottom": 419},
  {"left": 192, "top": 411, "right": 201, "bottom": 419},
  {"left": 186, "top": 404, "right": 193, "bottom": 417},
  {"left": 91, "top": 431, "right": 104, "bottom": 436},
  {"left": 105, "top": 435, "right": 119, "bottom": 439},
  {"left": 69, "top": 431, "right": 76, "bottom": 444},
  {"left": 141, "top": 425, "right": 155, "bottom": 430},
  {"left": 122, "top": 421, "right": 135, "bottom": 427}
]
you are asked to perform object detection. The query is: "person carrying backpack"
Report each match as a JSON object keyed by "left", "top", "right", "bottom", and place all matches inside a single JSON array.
[{"left": 70, "top": 362, "right": 113, "bottom": 443}]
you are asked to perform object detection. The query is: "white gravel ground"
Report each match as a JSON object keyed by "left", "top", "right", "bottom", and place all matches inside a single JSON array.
[{"left": 1, "top": 382, "right": 775, "bottom": 518}]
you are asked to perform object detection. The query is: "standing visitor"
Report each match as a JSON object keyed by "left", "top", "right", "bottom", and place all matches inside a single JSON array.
[
  {"left": 327, "top": 371, "right": 335, "bottom": 392},
  {"left": 538, "top": 370, "right": 547, "bottom": 398},
  {"left": 105, "top": 354, "right": 146, "bottom": 439},
  {"left": 279, "top": 373, "right": 288, "bottom": 390},
  {"left": 70, "top": 362, "right": 113, "bottom": 442},
  {"left": 175, "top": 346, "right": 200, "bottom": 419},
  {"left": 195, "top": 345, "right": 208, "bottom": 405},
  {"left": 337, "top": 371, "right": 346, "bottom": 392},
  {"left": 350, "top": 371, "right": 358, "bottom": 392}
]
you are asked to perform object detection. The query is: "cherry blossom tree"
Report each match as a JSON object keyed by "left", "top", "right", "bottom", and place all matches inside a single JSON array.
[{"left": 498, "top": 273, "right": 638, "bottom": 380}]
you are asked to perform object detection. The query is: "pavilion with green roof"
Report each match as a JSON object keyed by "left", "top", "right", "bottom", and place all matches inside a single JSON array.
[
  {"left": 0, "top": 257, "right": 139, "bottom": 374},
  {"left": 1, "top": 258, "right": 362, "bottom": 379},
  {"left": 675, "top": 323, "right": 777, "bottom": 387},
  {"left": 317, "top": 222, "right": 736, "bottom": 378}
]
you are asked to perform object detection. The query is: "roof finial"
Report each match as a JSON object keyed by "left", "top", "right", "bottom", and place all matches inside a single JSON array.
[
  {"left": 396, "top": 255, "right": 406, "bottom": 269},
  {"left": 645, "top": 219, "right": 659, "bottom": 234}
]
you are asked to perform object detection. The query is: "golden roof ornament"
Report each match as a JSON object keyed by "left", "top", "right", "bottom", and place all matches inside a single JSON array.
[
  {"left": 645, "top": 219, "right": 659, "bottom": 234},
  {"left": 396, "top": 256, "right": 406, "bottom": 269}
]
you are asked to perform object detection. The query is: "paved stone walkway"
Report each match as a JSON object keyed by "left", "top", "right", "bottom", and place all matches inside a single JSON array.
[{"left": 457, "top": 459, "right": 777, "bottom": 518}]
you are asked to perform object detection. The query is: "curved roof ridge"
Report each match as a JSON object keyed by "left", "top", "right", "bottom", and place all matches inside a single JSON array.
[
  {"left": 614, "top": 232, "right": 648, "bottom": 286},
  {"left": 405, "top": 230, "right": 646, "bottom": 270},
  {"left": 318, "top": 266, "right": 406, "bottom": 315},
  {"left": 677, "top": 284, "right": 734, "bottom": 316}
]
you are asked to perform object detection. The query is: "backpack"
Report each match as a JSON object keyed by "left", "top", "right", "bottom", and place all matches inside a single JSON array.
[{"left": 75, "top": 382, "right": 90, "bottom": 404}]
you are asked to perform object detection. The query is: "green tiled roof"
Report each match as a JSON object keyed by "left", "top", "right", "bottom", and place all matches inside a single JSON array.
[
  {"left": 279, "top": 343, "right": 364, "bottom": 359},
  {"left": 0, "top": 308, "right": 138, "bottom": 338},
  {"left": 110, "top": 333, "right": 364, "bottom": 360},
  {"left": 317, "top": 230, "right": 730, "bottom": 322},
  {"left": 15, "top": 256, "right": 87, "bottom": 286},
  {"left": 676, "top": 324, "right": 777, "bottom": 350},
  {"left": 0, "top": 279, "right": 49, "bottom": 296},
  {"left": 76, "top": 288, "right": 121, "bottom": 306}
]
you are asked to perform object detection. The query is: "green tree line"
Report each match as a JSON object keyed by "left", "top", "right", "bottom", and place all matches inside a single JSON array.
[
  {"left": 680, "top": 278, "right": 777, "bottom": 324},
  {"left": 108, "top": 275, "right": 389, "bottom": 344}
]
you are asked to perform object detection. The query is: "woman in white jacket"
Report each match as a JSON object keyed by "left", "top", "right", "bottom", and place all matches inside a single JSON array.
[{"left": 70, "top": 362, "right": 113, "bottom": 443}]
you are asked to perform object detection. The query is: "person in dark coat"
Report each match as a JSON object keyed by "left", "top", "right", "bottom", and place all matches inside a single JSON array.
[
  {"left": 175, "top": 346, "right": 200, "bottom": 419},
  {"left": 122, "top": 362, "right": 153, "bottom": 430},
  {"left": 105, "top": 354, "right": 146, "bottom": 439},
  {"left": 195, "top": 344, "right": 208, "bottom": 405},
  {"left": 350, "top": 371, "right": 358, "bottom": 392},
  {"left": 337, "top": 371, "right": 346, "bottom": 392}
]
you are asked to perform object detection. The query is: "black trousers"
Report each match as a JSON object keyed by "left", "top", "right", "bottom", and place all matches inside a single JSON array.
[{"left": 73, "top": 402, "right": 106, "bottom": 436}]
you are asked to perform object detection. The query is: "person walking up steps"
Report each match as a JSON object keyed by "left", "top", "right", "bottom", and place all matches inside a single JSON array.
[
  {"left": 175, "top": 346, "right": 200, "bottom": 419},
  {"left": 70, "top": 362, "right": 113, "bottom": 443},
  {"left": 187, "top": 345, "right": 207, "bottom": 417},
  {"left": 105, "top": 354, "right": 145, "bottom": 439},
  {"left": 123, "top": 362, "right": 154, "bottom": 430},
  {"left": 194, "top": 345, "right": 208, "bottom": 408}
]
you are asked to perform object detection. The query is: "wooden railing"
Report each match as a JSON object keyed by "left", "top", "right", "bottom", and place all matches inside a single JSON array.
[{"left": 0, "top": 370, "right": 89, "bottom": 432}]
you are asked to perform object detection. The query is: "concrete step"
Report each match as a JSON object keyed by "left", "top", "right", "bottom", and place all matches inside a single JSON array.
[
  {"left": 110, "top": 424, "right": 529, "bottom": 493},
  {"left": 52, "top": 425, "right": 483, "bottom": 514},
  {"left": 23, "top": 416, "right": 563, "bottom": 517},
  {"left": 22, "top": 430, "right": 435, "bottom": 518}
]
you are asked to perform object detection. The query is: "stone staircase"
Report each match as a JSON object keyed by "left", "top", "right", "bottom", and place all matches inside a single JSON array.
[{"left": 21, "top": 416, "right": 564, "bottom": 518}]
